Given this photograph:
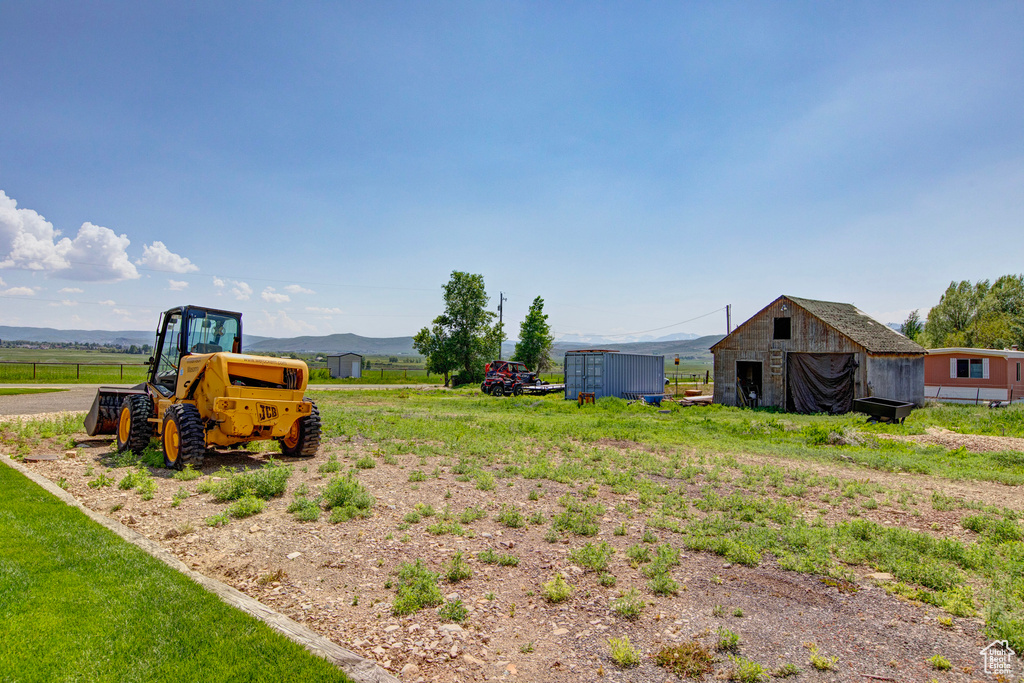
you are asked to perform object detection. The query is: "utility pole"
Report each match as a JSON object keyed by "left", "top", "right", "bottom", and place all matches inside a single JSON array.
[{"left": 497, "top": 292, "right": 507, "bottom": 360}]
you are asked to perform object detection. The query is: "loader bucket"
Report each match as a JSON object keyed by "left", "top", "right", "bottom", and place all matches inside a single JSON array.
[{"left": 84, "top": 386, "right": 146, "bottom": 436}]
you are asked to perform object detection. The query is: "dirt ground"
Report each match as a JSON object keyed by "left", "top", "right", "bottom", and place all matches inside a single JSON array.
[
  {"left": 6, "top": 411, "right": 1024, "bottom": 683},
  {"left": 880, "top": 426, "right": 1024, "bottom": 456}
]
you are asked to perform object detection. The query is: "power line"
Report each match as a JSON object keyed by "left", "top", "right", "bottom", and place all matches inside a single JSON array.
[
  {"left": 555, "top": 306, "right": 727, "bottom": 339},
  {"left": 0, "top": 260, "right": 438, "bottom": 293},
  {"left": 0, "top": 293, "right": 422, "bottom": 317}
]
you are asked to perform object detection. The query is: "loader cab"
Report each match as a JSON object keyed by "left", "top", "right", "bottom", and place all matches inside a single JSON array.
[{"left": 150, "top": 305, "right": 243, "bottom": 396}]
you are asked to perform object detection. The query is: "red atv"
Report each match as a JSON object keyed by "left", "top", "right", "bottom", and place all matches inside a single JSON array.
[{"left": 480, "top": 360, "right": 547, "bottom": 396}]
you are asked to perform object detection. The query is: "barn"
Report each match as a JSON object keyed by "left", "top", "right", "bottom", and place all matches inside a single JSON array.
[
  {"left": 711, "top": 295, "right": 925, "bottom": 412},
  {"left": 326, "top": 353, "right": 363, "bottom": 379}
]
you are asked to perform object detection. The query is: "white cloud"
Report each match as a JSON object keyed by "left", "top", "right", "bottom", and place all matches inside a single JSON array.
[
  {"left": 59, "top": 222, "right": 140, "bottom": 281},
  {"left": 0, "top": 276, "right": 4, "bottom": 286},
  {"left": 1, "top": 286, "right": 35, "bottom": 296},
  {"left": 231, "top": 281, "right": 253, "bottom": 300},
  {"left": 261, "top": 287, "right": 290, "bottom": 303},
  {"left": 306, "top": 306, "right": 343, "bottom": 315},
  {"left": 0, "top": 190, "right": 68, "bottom": 271},
  {"left": 137, "top": 241, "right": 198, "bottom": 274},
  {"left": 285, "top": 284, "right": 315, "bottom": 295},
  {"left": 168, "top": 279, "right": 188, "bottom": 291},
  {"left": 59, "top": 287, "right": 83, "bottom": 293},
  {"left": 258, "top": 309, "right": 316, "bottom": 335},
  {"left": 112, "top": 308, "right": 131, "bottom": 316},
  {"left": 0, "top": 190, "right": 139, "bottom": 282},
  {"left": 98, "top": 299, "right": 116, "bottom": 306},
  {"left": 213, "top": 276, "right": 252, "bottom": 300}
]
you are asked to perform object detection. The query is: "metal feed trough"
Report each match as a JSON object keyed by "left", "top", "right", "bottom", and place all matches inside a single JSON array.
[{"left": 852, "top": 397, "right": 915, "bottom": 424}]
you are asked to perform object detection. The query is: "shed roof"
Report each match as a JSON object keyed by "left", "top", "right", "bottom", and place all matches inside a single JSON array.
[
  {"left": 711, "top": 295, "right": 925, "bottom": 355},
  {"left": 785, "top": 296, "right": 925, "bottom": 354}
]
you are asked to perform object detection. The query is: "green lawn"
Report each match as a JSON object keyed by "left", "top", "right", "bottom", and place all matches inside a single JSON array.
[
  {"left": 0, "top": 348, "right": 146, "bottom": 364},
  {"left": 0, "top": 463, "right": 352, "bottom": 683},
  {"left": 0, "top": 387, "right": 66, "bottom": 396}
]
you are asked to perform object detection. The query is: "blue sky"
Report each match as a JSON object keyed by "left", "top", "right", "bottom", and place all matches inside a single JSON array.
[{"left": 1, "top": 2, "right": 1022, "bottom": 340}]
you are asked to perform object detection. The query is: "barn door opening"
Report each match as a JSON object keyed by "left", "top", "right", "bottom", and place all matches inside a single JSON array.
[
  {"left": 736, "top": 361, "right": 762, "bottom": 408},
  {"left": 786, "top": 353, "right": 856, "bottom": 414}
]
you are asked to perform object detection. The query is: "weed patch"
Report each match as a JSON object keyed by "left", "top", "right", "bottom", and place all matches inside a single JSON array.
[
  {"left": 569, "top": 541, "right": 614, "bottom": 572},
  {"left": 209, "top": 463, "right": 291, "bottom": 501},
  {"left": 610, "top": 588, "right": 644, "bottom": 620},
  {"left": 321, "top": 472, "right": 374, "bottom": 520},
  {"left": 443, "top": 551, "right": 472, "bottom": 583},
  {"left": 608, "top": 637, "right": 641, "bottom": 667},
  {"left": 392, "top": 560, "right": 443, "bottom": 616},
  {"left": 542, "top": 574, "right": 572, "bottom": 603},
  {"left": 655, "top": 642, "right": 714, "bottom": 679}
]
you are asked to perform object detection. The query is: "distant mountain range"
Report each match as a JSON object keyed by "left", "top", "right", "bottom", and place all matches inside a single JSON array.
[
  {"left": 0, "top": 325, "right": 156, "bottom": 347},
  {"left": 0, "top": 325, "right": 722, "bottom": 360},
  {"left": 555, "top": 331, "right": 701, "bottom": 344},
  {"left": 0, "top": 325, "right": 273, "bottom": 348},
  {"left": 246, "top": 333, "right": 418, "bottom": 355}
]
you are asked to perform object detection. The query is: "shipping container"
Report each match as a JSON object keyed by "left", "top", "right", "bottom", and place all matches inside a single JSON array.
[{"left": 563, "top": 351, "right": 665, "bottom": 400}]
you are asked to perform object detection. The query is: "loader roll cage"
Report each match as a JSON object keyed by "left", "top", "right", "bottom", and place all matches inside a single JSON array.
[{"left": 150, "top": 305, "right": 243, "bottom": 396}]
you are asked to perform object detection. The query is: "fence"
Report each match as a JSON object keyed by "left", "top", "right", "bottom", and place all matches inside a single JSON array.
[{"left": 0, "top": 361, "right": 149, "bottom": 384}]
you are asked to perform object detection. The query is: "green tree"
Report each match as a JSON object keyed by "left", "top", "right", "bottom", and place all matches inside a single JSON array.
[
  {"left": 512, "top": 296, "right": 554, "bottom": 372},
  {"left": 899, "top": 310, "right": 923, "bottom": 342},
  {"left": 924, "top": 275, "right": 1024, "bottom": 349},
  {"left": 413, "top": 324, "right": 457, "bottom": 386},
  {"left": 413, "top": 271, "right": 497, "bottom": 385}
]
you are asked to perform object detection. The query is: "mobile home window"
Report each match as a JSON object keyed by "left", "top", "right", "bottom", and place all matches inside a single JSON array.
[
  {"left": 773, "top": 317, "right": 791, "bottom": 340},
  {"left": 951, "top": 358, "right": 988, "bottom": 379}
]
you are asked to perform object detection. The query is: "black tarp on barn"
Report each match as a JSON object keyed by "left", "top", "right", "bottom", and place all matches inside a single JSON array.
[{"left": 786, "top": 353, "right": 857, "bottom": 414}]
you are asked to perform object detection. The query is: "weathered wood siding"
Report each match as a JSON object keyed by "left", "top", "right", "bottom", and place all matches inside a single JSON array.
[
  {"left": 866, "top": 354, "right": 925, "bottom": 406},
  {"left": 712, "top": 297, "right": 870, "bottom": 409},
  {"left": 712, "top": 349, "right": 775, "bottom": 407}
]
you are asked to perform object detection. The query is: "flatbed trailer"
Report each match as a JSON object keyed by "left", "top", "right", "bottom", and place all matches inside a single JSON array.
[{"left": 522, "top": 383, "right": 564, "bottom": 395}]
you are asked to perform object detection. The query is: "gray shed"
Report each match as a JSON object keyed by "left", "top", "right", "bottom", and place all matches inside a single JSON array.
[
  {"left": 326, "top": 353, "right": 363, "bottom": 379},
  {"left": 711, "top": 295, "right": 924, "bottom": 412},
  {"left": 564, "top": 350, "right": 665, "bottom": 400}
]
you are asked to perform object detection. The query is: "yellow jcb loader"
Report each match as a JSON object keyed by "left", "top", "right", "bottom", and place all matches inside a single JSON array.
[{"left": 85, "top": 305, "right": 321, "bottom": 469}]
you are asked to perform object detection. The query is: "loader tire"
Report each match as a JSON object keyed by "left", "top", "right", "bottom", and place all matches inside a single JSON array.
[
  {"left": 279, "top": 400, "right": 322, "bottom": 458},
  {"left": 116, "top": 395, "right": 154, "bottom": 455},
  {"left": 162, "top": 403, "right": 206, "bottom": 470}
]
